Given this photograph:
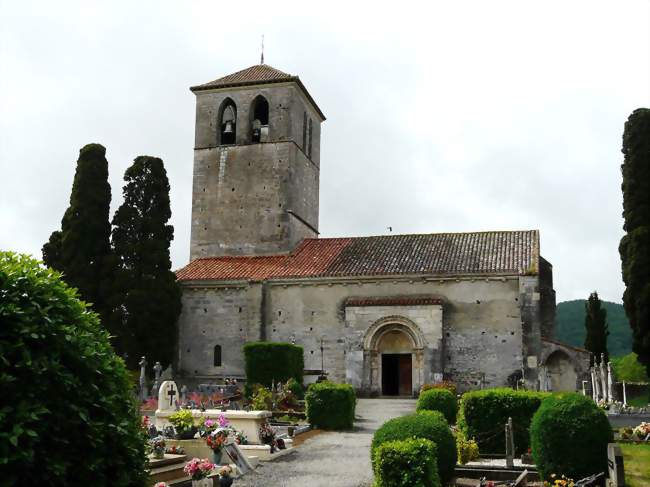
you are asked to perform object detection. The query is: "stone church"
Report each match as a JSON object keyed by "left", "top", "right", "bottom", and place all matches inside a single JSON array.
[{"left": 175, "top": 63, "right": 589, "bottom": 395}]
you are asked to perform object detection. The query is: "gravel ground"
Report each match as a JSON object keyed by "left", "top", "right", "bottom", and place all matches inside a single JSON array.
[{"left": 234, "top": 398, "right": 416, "bottom": 487}]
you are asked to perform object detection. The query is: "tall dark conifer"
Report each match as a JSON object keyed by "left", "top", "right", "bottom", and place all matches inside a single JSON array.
[
  {"left": 42, "top": 143, "right": 113, "bottom": 323},
  {"left": 111, "top": 156, "right": 181, "bottom": 368},
  {"left": 584, "top": 292, "right": 609, "bottom": 365},
  {"left": 619, "top": 108, "right": 650, "bottom": 376}
]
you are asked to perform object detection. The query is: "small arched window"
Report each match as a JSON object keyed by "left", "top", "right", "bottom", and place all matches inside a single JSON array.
[
  {"left": 251, "top": 95, "right": 269, "bottom": 143},
  {"left": 213, "top": 345, "right": 222, "bottom": 367},
  {"left": 302, "top": 112, "right": 307, "bottom": 150},
  {"left": 307, "top": 118, "right": 313, "bottom": 158},
  {"left": 219, "top": 99, "right": 237, "bottom": 145}
]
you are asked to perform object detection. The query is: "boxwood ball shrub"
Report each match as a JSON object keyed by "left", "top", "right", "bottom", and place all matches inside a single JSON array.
[
  {"left": 372, "top": 411, "right": 456, "bottom": 485},
  {"left": 530, "top": 393, "right": 613, "bottom": 480},
  {"left": 373, "top": 438, "right": 441, "bottom": 487},
  {"left": 417, "top": 388, "right": 457, "bottom": 424},
  {"left": 305, "top": 382, "right": 356, "bottom": 430},
  {"left": 243, "top": 342, "right": 304, "bottom": 389},
  {"left": 458, "top": 388, "right": 548, "bottom": 455},
  {"left": 0, "top": 252, "right": 147, "bottom": 486}
]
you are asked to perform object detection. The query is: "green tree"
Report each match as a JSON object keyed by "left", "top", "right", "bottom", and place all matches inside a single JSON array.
[
  {"left": 111, "top": 156, "right": 181, "bottom": 368},
  {"left": 611, "top": 352, "right": 650, "bottom": 383},
  {"left": 41, "top": 143, "right": 113, "bottom": 324},
  {"left": 0, "top": 252, "right": 147, "bottom": 486},
  {"left": 584, "top": 291, "right": 609, "bottom": 365},
  {"left": 619, "top": 108, "right": 650, "bottom": 376}
]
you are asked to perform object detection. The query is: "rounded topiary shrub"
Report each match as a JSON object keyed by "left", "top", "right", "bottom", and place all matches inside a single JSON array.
[
  {"left": 417, "top": 388, "right": 457, "bottom": 424},
  {"left": 0, "top": 252, "right": 147, "bottom": 486},
  {"left": 373, "top": 438, "right": 441, "bottom": 487},
  {"left": 372, "top": 411, "right": 456, "bottom": 485},
  {"left": 530, "top": 393, "right": 613, "bottom": 480}
]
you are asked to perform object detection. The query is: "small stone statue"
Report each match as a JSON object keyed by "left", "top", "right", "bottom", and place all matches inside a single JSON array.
[
  {"left": 138, "top": 356, "right": 147, "bottom": 401},
  {"left": 150, "top": 361, "right": 163, "bottom": 398}
]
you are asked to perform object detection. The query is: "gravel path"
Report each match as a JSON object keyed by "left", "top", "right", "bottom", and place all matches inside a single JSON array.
[{"left": 234, "top": 398, "right": 416, "bottom": 487}]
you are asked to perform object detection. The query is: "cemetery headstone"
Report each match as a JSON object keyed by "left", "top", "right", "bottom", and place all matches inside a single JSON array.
[
  {"left": 607, "top": 443, "right": 624, "bottom": 487},
  {"left": 158, "top": 380, "right": 179, "bottom": 411},
  {"left": 505, "top": 417, "right": 514, "bottom": 468},
  {"left": 151, "top": 361, "right": 163, "bottom": 398}
]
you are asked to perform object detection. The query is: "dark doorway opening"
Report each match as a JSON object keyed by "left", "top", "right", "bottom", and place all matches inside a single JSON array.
[{"left": 381, "top": 353, "right": 412, "bottom": 396}]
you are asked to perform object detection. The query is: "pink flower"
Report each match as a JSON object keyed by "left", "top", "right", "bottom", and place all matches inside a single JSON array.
[
  {"left": 205, "top": 419, "right": 215, "bottom": 427},
  {"left": 218, "top": 413, "right": 230, "bottom": 428}
]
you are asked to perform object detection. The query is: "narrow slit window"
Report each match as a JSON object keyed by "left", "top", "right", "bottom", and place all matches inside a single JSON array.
[
  {"left": 213, "top": 344, "right": 222, "bottom": 367},
  {"left": 307, "top": 118, "right": 313, "bottom": 158}
]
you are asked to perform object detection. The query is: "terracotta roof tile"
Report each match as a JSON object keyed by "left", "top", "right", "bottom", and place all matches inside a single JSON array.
[{"left": 176, "top": 230, "right": 539, "bottom": 282}]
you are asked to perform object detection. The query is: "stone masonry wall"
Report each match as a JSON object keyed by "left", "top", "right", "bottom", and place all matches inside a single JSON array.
[{"left": 177, "top": 276, "right": 529, "bottom": 392}]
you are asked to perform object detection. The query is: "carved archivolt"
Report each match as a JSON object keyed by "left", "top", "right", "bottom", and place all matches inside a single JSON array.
[{"left": 363, "top": 315, "right": 426, "bottom": 351}]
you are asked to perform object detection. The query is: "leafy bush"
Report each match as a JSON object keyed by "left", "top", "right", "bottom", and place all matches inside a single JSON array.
[
  {"left": 371, "top": 411, "right": 456, "bottom": 485},
  {"left": 417, "top": 388, "right": 457, "bottom": 424},
  {"left": 251, "top": 386, "right": 273, "bottom": 411},
  {"left": 530, "top": 393, "right": 613, "bottom": 480},
  {"left": 456, "top": 435, "right": 480, "bottom": 464},
  {"left": 0, "top": 252, "right": 147, "bottom": 486},
  {"left": 421, "top": 381, "right": 457, "bottom": 396},
  {"left": 305, "top": 382, "right": 356, "bottom": 430},
  {"left": 243, "top": 342, "right": 304, "bottom": 388},
  {"left": 286, "top": 377, "right": 304, "bottom": 399},
  {"left": 458, "top": 388, "right": 548, "bottom": 455},
  {"left": 611, "top": 353, "right": 650, "bottom": 382},
  {"left": 169, "top": 409, "right": 196, "bottom": 436},
  {"left": 373, "top": 438, "right": 440, "bottom": 487}
]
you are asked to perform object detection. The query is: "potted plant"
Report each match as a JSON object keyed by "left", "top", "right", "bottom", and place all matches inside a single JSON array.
[
  {"left": 169, "top": 409, "right": 197, "bottom": 440},
  {"left": 217, "top": 465, "right": 234, "bottom": 487},
  {"left": 150, "top": 436, "right": 166, "bottom": 459},
  {"left": 183, "top": 457, "right": 215, "bottom": 487},
  {"left": 206, "top": 428, "right": 229, "bottom": 464}
]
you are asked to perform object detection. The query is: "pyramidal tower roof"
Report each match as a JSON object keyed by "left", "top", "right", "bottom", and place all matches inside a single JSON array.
[{"left": 190, "top": 64, "right": 325, "bottom": 120}]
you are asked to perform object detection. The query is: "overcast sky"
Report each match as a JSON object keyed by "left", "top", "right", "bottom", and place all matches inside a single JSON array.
[{"left": 1, "top": 1, "right": 649, "bottom": 304}]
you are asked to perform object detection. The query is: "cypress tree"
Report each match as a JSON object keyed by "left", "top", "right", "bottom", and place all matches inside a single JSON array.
[
  {"left": 584, "top": 292, "right": 609, "bottom": 365},
  {"left": 42, "top": 143, "right": 113, "bottom": 323},
  {"left": 619, "top": 108, "right": 650, "bottom": 376},
  {"left": 111, "top": 156, "right": 181, "bottom": 368}
]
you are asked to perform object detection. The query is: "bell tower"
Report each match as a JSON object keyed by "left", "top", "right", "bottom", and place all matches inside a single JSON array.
[{"left": 189, "top": 64, "right": 325, "bottom": 259}]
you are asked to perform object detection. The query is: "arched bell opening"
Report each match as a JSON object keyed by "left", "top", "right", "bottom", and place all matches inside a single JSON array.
[
  {"left": 218, "top": 98, "right": 237, "bottom": 145},
  {"left": 250, "top": 95, "right": 269, "bottom": 143}
]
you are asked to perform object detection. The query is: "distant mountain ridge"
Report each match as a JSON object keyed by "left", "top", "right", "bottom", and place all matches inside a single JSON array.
[{"left": 555, "top": 300, "right": 632, "bottom": 357}]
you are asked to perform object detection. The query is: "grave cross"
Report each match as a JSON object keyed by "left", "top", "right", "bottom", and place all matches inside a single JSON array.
[{"left": 167, "top": 384, "right": 177, "bottom": 407}]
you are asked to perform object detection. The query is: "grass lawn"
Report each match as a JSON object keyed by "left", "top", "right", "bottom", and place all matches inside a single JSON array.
[
  {"left": 619, "top": 443, "right": 650, "bottom": 486},
  {"left": 627, "top": 395, "right": 649, "bottom": 408}
]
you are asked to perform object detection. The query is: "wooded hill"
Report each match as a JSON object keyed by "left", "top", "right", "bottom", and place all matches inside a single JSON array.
[{"left": 555, "top": 300, "right": 632, "bottom": 357}]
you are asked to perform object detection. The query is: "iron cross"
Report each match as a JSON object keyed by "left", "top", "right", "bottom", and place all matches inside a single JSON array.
[{"left": 167, "top": 384, "right": 176, "bottom": 407}]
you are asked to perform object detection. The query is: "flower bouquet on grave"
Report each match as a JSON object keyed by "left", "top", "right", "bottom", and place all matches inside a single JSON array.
[
  {"left": 198, "top": 418, "right": 218, "bottom": 438},
  {"left": 205, "top": 428, "right": 230, "bottom": 464},
  {"left": 233, "top": 429, "right": 248, "bottom": 445},
  {"left": 150, "top": 436, "right": 166, "bottom": 459},
  {"left": 633, "top": 421, "right": 650, "bottom": 440},
  {"left": 183, "top": 458, "right": 215, "bottom": 487},
  {"left": 165, "top": 445, "right": 186, "bottom": 455}
]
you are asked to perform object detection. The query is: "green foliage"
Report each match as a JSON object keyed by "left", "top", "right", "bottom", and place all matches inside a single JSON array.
[
  {"left": 458, "top": 388, "right": 548, "bottom": 455},
  {"left": 243, "top": 342, "right": 304, "bottom": 388},
  {"left": 251, "top": 387, "right": 273, "bottom": 411},
  {"left": 620, "top": 108, "right": 650, "bottom": 377},
  {"left": 373, "top": 438, "right": 440, "bottom": 487},
  {"left": 556, "top": 300, "right": 632, "bottom": 356},
  {"left": 611, "top": 353, "right": 650, "bottom": 382},
  {"left": 584, "top": 292, "right": 609, "bottom": 364},
  {"left": 416, "top": 388, "right": 457, "bottom": 424},
  {"left": 42, "top": 143, "right": 113, "bottom": 326},
  {"left": 530, "top": 393, "right": 613, "bottom": 480},
  {"left": 168, "top": 409, "right": 195, "bottom": 433},
  {"left": 371, "top": 411, "right": 456, "bottom": 485},
  {"left": 110, "top": 156, "right": 181, "bottom": 368},
  {"left": 421, "top": 381, "right": 457, "bottom": 396},
  {"left": 0, "top": 252, "right": 147, "bottom": 486},
  {"left": 286, "top": 377, "right": 304, "bottom": 399},
  {"left": 305, "top": 382, "right": 356, "bottom": 430},
  {"left": 456, "top": 434, "right": 480, "bottom": 465}
]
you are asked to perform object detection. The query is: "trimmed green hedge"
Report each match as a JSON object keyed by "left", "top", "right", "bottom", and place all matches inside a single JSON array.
[
  {"left": 243, "top": 342, "right": 304, "bottom": 388},
  {"left": 373, "top": 438, "right": 441, "bottom": 487},
  {"left": 305, "top": 382, "right": 356, "bottom": 430},
  {"left": 458, "top": 388, "right": 548, "bottom": 455},
  {"left": 417, "top": 388, "right": 457, "bottom": 424},
  {"left": 372, "top": 411, "right": 456, "bottom": 485},
  {"left": 0, "top": 252, "right": 147, "bottom": 486},
  {"left": 530, "top": 393, "right": 613, "bottom": 480}
]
